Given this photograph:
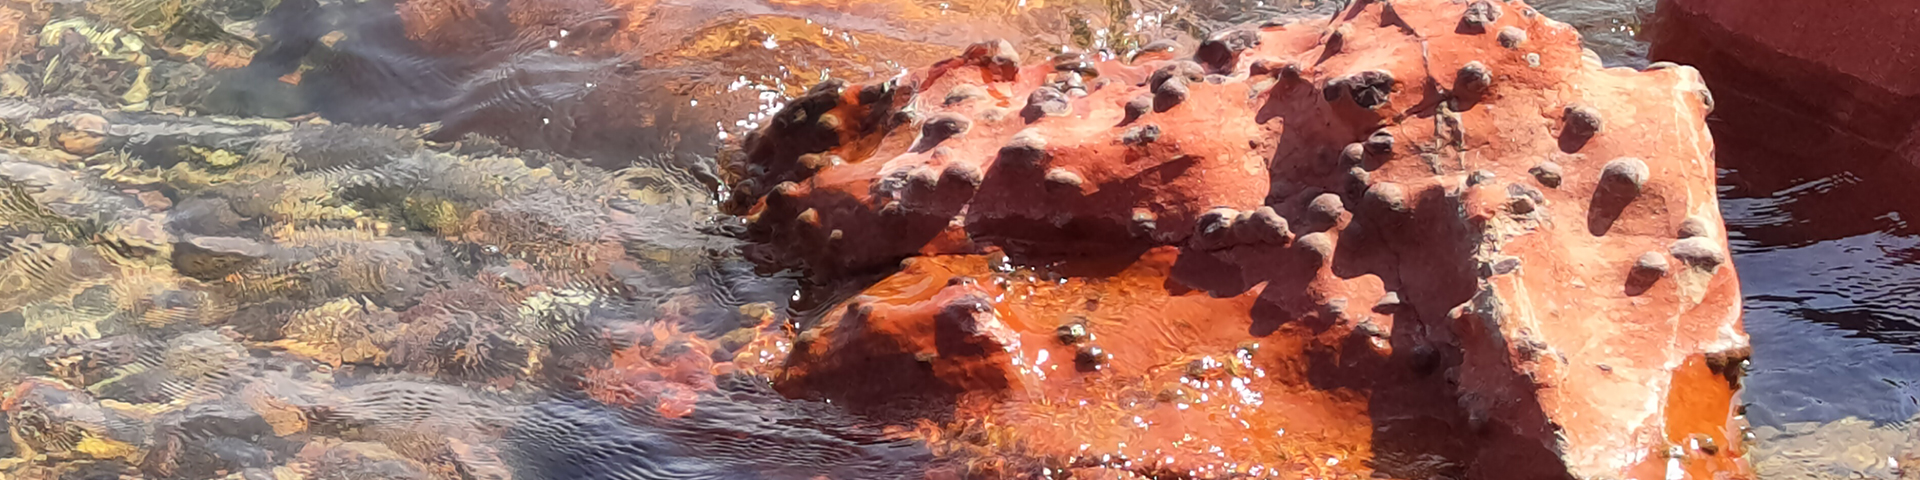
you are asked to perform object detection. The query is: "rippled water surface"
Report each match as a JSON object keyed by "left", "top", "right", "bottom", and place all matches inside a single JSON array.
[{"left": 0, "top": 0, "right": 1909, "bottom": 477}]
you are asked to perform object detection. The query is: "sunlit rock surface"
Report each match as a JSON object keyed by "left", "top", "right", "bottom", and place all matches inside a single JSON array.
[{"left": 730, "top": 0, "right": 1750, "bottom": 477}]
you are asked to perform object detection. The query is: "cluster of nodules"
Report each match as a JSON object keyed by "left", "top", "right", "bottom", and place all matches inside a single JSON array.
[
  {"left": 1053, "top": 320, "right": 1112, "bottom": 372},
  {"left": 1546, "top": 103, "right": 1728, "bottom": 289},
  {"left": 1630, "top": 215, "right": 1729, "bottom": 285},
  {"left": 1133, "top": 60, "right": 1206, "bottom": 117},
  {"left": 1188, "top": 206, "right": 1294, "bottom": 251},
  {"left": 1023, "top": 51, "right": 1111, "bottom": 121}
]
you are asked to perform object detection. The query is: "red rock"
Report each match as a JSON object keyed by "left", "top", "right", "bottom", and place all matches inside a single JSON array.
[
  {"left": 1649, "top": 0, "right": 1920, "bottom": 243},
  {"left": 1650, "top": 0, "right": 1920, "bottom": 171},
  {"left": 733, "top": 0, "right": 1752, "bottom": 478}
]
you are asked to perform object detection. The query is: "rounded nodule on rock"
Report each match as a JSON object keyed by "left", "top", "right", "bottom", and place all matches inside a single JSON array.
[
  {"left": 1530, "top": 161, "right": 1564, "bottom": 188},
  {"left": 1323, "top": 78, "right": 1346, "bottom": 102},
  {"left": 1669, "top": 237, "right": 1726, "bottom": 271},
  {"left": 796, "top": 153, "right": 828, "bottom": 173},
  {"left": 1466, "top": 169, "right": 1497, "bottom": 187},
  {"left": 768, "top": 181, "right": 803, "bottom": 211},
  {"left": 1364, "top": 129, "right": 1395, "bottom": 155},
  {"left": 1365, "top": 182, "right": 1410, "bottom": 214},
  {"left": 1346, "top": 70, "right": 1395, "bottom": 109},
  {"left": 967, "top": 39, "right": 1022, "bottom": 79},
  {"left": 1600, "top": 157, "right": 1651, "bottom": 197},
  {"left": 999, "top": 129, "right": 1050, "bottom": 168},
  {"left": 1149, "top": 61, "right": 1206, "bottom": 89},
  {"left": 880, "top": 200, "right": 906, "bottom": 217},
  {"left": 907, "top": 165, "right": 941, "bottom": 190},
  {"left": 1195, "top": 207, "right": 1240, "bottom": 248},
  {"left": 1130, "top": 209, "right": 1158, "bottom": 237},
  {"left": 1341, "top": 143, "right": 1366, "bottom": 165},
  {"left": 1508, "top": 194, "right": 1537, "bottom": 214},
  {"left": 1297, "top": 232, "right": 1334, "bottom": 264},
  {"left": 1309, "top": 193, "right": 1347, "bottom": 225},
  {"left": 1279, "top": 63, "right": 1303, "bottom": 82},
  {"left": 1632, "top": 251, "right": 1671, "bottom": 281},
  {"left": 1563, "top": 104, "right": 1604, "bottom": 138},
  {"left": 1197, "top": 29, "right": 1259, "bottom": 73},
  {"left": 859, "top": 81, "right": 894, "bottom": 105},
  {"left": 1025, "top": 86, "right": 1073, "bottom": 119},
  {"left": 1075, "top": 345, "right": 1111, "bottom": 372},
  {"left": 1457, "top": 61, "right": 1492, "bottom": 93},
  {"left": 1461, "top": 0, "right": 1503, "bottom": 32},
  {"left": 1679, "top": 215, "right": 1713, "bottom": 239},
  {"left": 1152, "top": 75, "right": 1191, "bottom": 109},
  {"left": 1122, "top": 124, "right": 1162, "bottom": 145},
  {"left": 1124, "top": 94, "right": 1153, "bottom": 121},
  {"left": 1044, "top": 168, "right": 1086, "bottom": 193},
  {"left": 1497, "top": 26, "right": 1527, "bottom": 48},
  {"left": 1235, "top": 206, "right": 1292, "bottom": 245},
  {"left": 1056, "top": 323, "right": 1089, "bottom": 345},
  {"left": 942, "top": 162, "right": 984, "bottom": 190},
  {"left": 922, "top": 113, "right": 973, "bottom": 144},
  {"left": 795, "top": 208, "right": 822, "bottom": 228}
]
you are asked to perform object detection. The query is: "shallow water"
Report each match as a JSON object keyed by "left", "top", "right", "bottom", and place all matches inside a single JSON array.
[
  {"left": 1720, "top": 137, "right": 1920, "bottom": 429},
  {"left": 1532, "top": 0, "right": 1656, "bottom": 68},
  {"left": 0, "top": 0, "right": 1910, "bottom": 477}
]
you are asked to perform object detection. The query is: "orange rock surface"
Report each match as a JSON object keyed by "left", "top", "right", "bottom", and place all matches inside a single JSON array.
[{"left": 731, "top": 0, "right": 1752, "bottom": 478}]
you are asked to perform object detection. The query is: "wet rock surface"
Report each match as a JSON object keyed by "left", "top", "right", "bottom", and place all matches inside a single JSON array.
[{"left": 727, "top": 0, "right": 1749, "bottom": 478}]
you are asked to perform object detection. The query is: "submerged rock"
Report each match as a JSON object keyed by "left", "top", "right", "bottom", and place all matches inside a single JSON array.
[{"left": 732, "top": 0, "right": 1749, "bottom": 478}]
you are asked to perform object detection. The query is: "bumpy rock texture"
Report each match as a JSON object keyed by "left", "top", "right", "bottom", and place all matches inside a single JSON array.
[{"left": 730, "top": 0, "right": 1751, "bottom": 478}]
